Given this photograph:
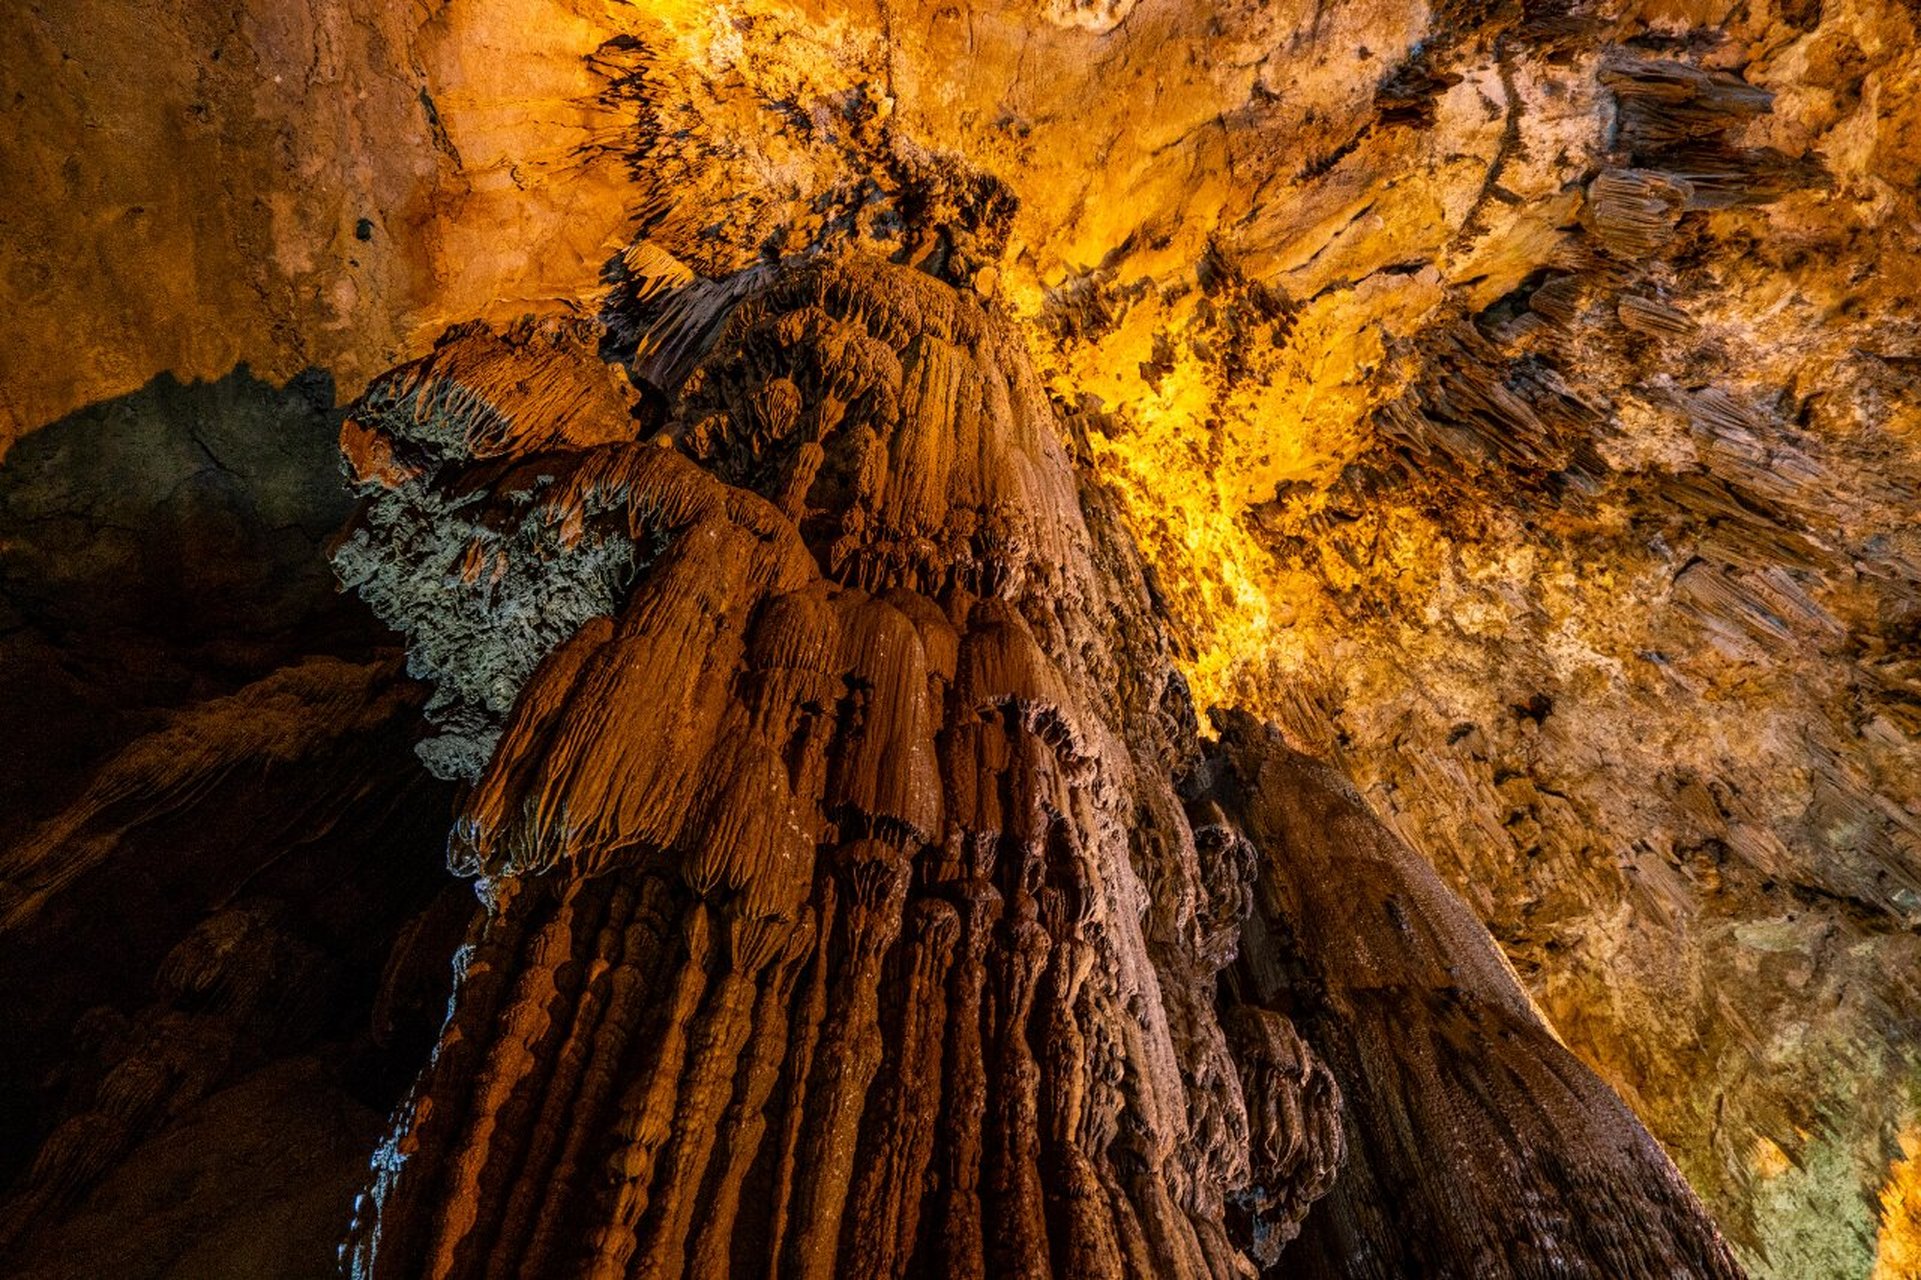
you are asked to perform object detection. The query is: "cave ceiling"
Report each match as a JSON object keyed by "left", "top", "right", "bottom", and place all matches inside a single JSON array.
[{"left": 2, "top": 0, "right": 1920, "bottom": 1276}]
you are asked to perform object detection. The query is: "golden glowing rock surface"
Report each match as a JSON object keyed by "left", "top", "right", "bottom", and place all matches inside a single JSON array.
[
  {"left": 1878, "top": 1123, "right": 1921, "bottom": 1280},
  {"left": 4, "top": 0, "right": 1920, "bottom": 1274}
]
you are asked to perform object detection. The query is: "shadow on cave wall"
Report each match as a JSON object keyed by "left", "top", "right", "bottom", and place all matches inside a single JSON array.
[
  {"left": 0, "top": 366, "right": 375, "bottom": 835},
  {"left": 0, "top": 368, "right": 462, "bottom": 1278}
]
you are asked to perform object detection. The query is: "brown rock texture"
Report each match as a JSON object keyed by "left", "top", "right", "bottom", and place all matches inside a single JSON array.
[
  {"left": 330, "top": 252, "right": 1739, "bottom": 1278},
  {"left": 335, "top": 253, "right": 1288, "bottom": 1278},
  {"left": 3, "top": 0, "right": 1919, "bottom": 1275},
  {"left": 1203, "top": 710, "right": 1742, "bottom": 1278}
]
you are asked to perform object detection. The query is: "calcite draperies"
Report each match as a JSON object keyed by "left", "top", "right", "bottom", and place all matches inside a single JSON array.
[{"left": 334, "top": 253, "right": 1740, "bottom": 1279}]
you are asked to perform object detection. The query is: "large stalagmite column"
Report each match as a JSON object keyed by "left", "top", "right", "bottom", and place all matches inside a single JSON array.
[
  {"left": 332, "top": 252, "right": 1740, "bottom": 1279},
  {"left": 1199, "top": 712, "right": 1749, "bottom": 1279}
]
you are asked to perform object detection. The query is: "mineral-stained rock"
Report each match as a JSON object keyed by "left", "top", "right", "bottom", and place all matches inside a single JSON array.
[
  {"left": 337, "top": 252, "right": 1263, "bottom": 1279},
  {"left": 335, "top": 251, "right": 1740, "bottom": 1278}
]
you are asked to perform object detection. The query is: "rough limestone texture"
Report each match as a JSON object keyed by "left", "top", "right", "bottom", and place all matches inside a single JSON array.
[
  {"left": 1203, "top": 710, "right": 1741, "bottom": 1279},
  {"left": 0, "top": 356, "right": 465, "bottom": 1273},
  {"left": 4, "top": 0, "right": 1920, "bottom": 1274},
  {"left": 332, "top": 252, "right": 1739, "bottom": 1278}
]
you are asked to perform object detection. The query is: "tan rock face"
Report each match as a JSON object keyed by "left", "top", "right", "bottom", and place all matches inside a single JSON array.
[
  {"left": 0, "top": 0, "right": 641, "bottom": 448},
  {"left": 4, "top": 0, "right": 1920, "bottom": 1274}
]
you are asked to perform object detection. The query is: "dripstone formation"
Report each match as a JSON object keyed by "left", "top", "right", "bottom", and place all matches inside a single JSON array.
[{"left": 332, "top": 253, "right": 1742, "bottom": 1278}]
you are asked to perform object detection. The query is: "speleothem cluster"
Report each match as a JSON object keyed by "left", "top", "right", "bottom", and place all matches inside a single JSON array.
[
  {"left": 3, "top": 1, "right": 1919, "bottom": 1276},
  {"left": 329, "top": 254, "right": 1741, "bottom": 1278}
]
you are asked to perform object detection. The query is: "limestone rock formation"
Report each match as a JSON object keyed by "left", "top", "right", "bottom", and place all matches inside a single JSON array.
[
  {"left": 1203, "top": 711, "right": 1742, "bottom": 1278},
  {"left": 330, "top": 252, "right": 1739, "bottom": 1278},
  {"left": 3, "top": 0, "right": 1919, "bottom": 1275},
  {"left": 336, "top": 253, "right": 1280, "bottom": 1279}
]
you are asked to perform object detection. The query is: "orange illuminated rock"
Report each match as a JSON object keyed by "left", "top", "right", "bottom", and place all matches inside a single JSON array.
[
  {"left": 5, "top": 0, "right": 1920, "bottom": 1271},
  {"left": 335, "top": 253, "right": 1741, "bottom": 1278}
]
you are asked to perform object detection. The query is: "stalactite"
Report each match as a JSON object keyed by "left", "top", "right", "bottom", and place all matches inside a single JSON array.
[
  {"left": 683, "top": 908, "right": 816, "bottom": 1280},
  {"left": 842, "top": 897, "right": 958, "bottom": 1279},
  {"left": 13, "top": 1, "right": 1921, "bottom": 1273},
  {"left": 585, "top": 902, "right": 714, "bottom": 1280}
]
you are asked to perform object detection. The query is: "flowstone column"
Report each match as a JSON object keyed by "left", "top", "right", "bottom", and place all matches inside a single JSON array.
[
  {"left": 332, "top": 252, "right": 1740, "bottom": 1279},
  {"left": 1198, "top": 712, "right": 1748, "bottom": 1279},
  {"left": 333, "top": 255, "right": 1300, "bottom": 1280}
]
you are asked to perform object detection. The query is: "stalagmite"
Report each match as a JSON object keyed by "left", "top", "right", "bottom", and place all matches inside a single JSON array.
[
  {"left": 1201, "top": 711, "right": 1746, "bottom": 1279},
  {"left": 332, "top": 251, "right": 1744, "bottom": 1278}
]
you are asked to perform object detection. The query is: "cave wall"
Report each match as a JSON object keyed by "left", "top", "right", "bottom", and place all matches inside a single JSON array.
[
  {"left": 0, "top": 310, "right": 465, "bottom": 1277},
  {"left": 2, "top": 0, "right": 1919, "bottom": 1275},
  {"left": 323, "top": 250, "right": 1744, "bottom": 1280}
]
